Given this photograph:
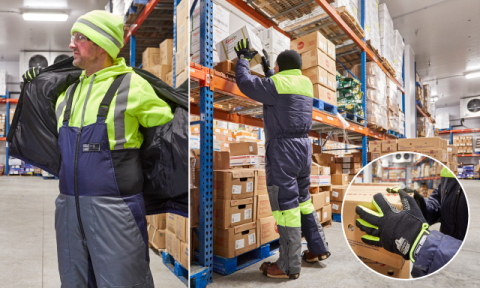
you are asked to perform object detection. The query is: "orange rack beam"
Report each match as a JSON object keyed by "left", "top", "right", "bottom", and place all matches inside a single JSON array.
[
  {"left": 0, "top": 137, "right": 5, "bottom": 141},
  {"left": 0, "top": 99, "right": 18, "bottom": 104},
  {"left": 417, "top": 105, "right": 434, "bottom": 123},
  {"left": 123, "top": 0, "right": 162, "bottom": 46},
  {"left": 412, "top": 177, "right": 441, "bottom": 181},
  {"left": 439, "top": 128, "right": 480, "bottom": 134}
]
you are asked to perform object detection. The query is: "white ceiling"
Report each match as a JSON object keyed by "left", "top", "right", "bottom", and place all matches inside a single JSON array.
[
  {"left": 381, "top": 0, "right": 480, "bottom": 107},
  {"left": 0, "top": 0, "right": 106, "bottom": 62}
]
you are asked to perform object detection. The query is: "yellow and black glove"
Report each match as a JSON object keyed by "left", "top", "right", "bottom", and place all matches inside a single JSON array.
[
  {"left": 356, "top": 190, "right": 430, "bottom": 262},
  {"left": 387, "top": 186, "right": 427, "bottom": 219},
  {"left": 234, "top": 39, "right": 257, "bottom": 62},
  {"left": 22, "top": 67, "right": 42, "bottom": 83}
]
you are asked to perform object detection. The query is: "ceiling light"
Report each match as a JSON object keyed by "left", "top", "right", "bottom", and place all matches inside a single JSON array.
[
  {"left": 465, "top": 72, "right": 480, "bottom": 79},
  {"left": 23, "top": 12, "right": 68, "bottom": 21}
]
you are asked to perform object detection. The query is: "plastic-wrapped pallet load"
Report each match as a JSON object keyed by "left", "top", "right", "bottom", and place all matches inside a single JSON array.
[
  {"left": 399, "top": 111, "right": 405, "bottom": 135},
  {"left": 332, "top": 0, "right": 359, "bottom": 22},
  {"left": 378, "top": 4, "right": 394, "bottom": 66},
  {"left": 336, "top": 74, "right": 364, "bottom": 119},
  {"left": 216, "top": 25, "right": 264, "bottom": 68},
  {"left": 393, "top": 30, "right": 405, "bottom": 85},
  {"left": 423, "top": 84, "right": 431, "bottom": 114},
  {"left": 365, "top": 0, "right": 382, "bottom": 56},
  {"left": 436, "top": 113, "right": 450, "bottom": 130}
]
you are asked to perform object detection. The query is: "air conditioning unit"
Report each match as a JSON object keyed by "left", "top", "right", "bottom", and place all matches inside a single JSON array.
[
  {"left": 392, "top": 153, "right": 412, "bottom": 163},
  {"left": 460, "top": 96, "right": 480, "bottom": 119},
  {"left": 19, "top": 51, "right": 72, "bottom": 81}
]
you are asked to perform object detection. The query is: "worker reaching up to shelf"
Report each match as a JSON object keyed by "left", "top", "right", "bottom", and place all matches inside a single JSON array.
[
  {"left": 234, "top": 38, "right": 330, "bottom": 280},
  {"left": 356, "top": 167, "right": 468, "bottom": 277}
]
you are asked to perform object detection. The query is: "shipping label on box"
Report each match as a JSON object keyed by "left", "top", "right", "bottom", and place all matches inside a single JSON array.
[
  {"left": 290, "top": 31, "right": 327, "bottom": 54},
  {"left": 321, "top": 204, "right": 332, "bottom": 222},
  {"left": 213, "top": 169, "right": 255, "bottom": 200},
  {"left": 331, "top": 185, "right": 348, "bottom": 202},
  {"left": 213, "top": 198, "right": 254, "bottom": 229},
  {"left": 322, "top": 191, "right": 330, "bottom": 205},
  {"left": 331, "top": 200, "right": 343, "bottom": 214}
]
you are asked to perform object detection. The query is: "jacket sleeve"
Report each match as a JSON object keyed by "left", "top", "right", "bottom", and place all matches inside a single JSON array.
[
  {"left": 134, "top": 81, "right": 174, "bottom": 128},
  {"left": 265, "top": 68, "right": 275, "bottom": 78},
  {"left": 411, "top": 230, "right": 462, "bottom": 278},
  {"left": 235, "top": 59, "right": 278, "bottom": 105},
  {"left": 425, "top": 185, "right": 442, "bottom": 225}
]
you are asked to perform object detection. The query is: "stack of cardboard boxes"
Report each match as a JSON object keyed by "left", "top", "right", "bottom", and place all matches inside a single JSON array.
[
  {"left": 310, "top": 146, "right": 333, "bottom": 223},
  {"left": 417, "top": 117, "right": 434, "bottom": 138},
  {"left": 453, "top": 135, "right": 474, "bottom": 154},
  {"left": 290, "top": 31, "right": 336, "bottom": 106},
  {"left": 386, "top": 78, "right": 400, "bottom": 133},
  {"left": 369, "top": 137, "right": 449, "bottom": 163},
  {"left": 343, "top": 183, "right": 411, "bottom": 279},
  {"left": 447, "top": 145, "right": 459, "bottom": 173},
  {"left": 142, "top": 39, "right": 174, "bottom": 87},
  {"left": 191, "top": 1, "right": 228, "bottom": 66},
  {"left": 147, "top": 213, "right": 189, "bottom": 269},
  {"left": 174, "top": 0, "right": 189, "bottom": 87}
]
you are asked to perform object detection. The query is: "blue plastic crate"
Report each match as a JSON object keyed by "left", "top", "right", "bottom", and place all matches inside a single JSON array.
[
  {"left": 313, "top": 98, "right": 338, "bottom": 115},
  {"left": 332, "top": 213, "right": 342, "bottom": 223},
  {"left": 190, "top": 265, "right": 209, "bottom": 288},
  {"left": 162, "top": 251, "right": 188, "bottom": 286}
]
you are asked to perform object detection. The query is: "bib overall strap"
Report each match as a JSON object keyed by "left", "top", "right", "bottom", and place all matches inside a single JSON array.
[
  {"left": 63, "top": 81, "right": 80, "bottom": 123},
  {"left": 98, "top": 73, "right": 128, "bottom": 117}
]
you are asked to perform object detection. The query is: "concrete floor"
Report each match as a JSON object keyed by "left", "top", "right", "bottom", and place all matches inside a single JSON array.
[
  {"left": 210, "top": 179, "right": 480, "bottom": 287},
  {"left": 0, "top": 177, "right": 184, "bottom": 288}
]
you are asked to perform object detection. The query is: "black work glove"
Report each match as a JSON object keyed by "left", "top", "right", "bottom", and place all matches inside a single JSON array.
[
  {"left": 356, "top": 190, "right": 430, "bottom": 261},
  {"left": 234, "top": 39, "right": 258, "bottom": 62},
  {"left": 260, "top": 49, "right": 271, "bottom": 75},
  {"left": 386, "top": 187, "right": 427, "bottom": 220},
  {"left": 22, "top": 66, "right": 42, "bottom": 83}
]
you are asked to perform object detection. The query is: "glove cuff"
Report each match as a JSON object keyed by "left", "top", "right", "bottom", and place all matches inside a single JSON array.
[{"left": 410, "top": 223, "right": 430, "bottom": 262}]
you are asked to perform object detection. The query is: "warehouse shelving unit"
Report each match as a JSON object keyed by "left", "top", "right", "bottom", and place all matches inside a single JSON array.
[
  {"left": 0, "top": 91, "right": 18, "bottom": 176},
  {"left": 439, "top": 128, "right": 480, "bottom": 157},
  {"left": 190, "top": 0, "right": 405, "bottom": 285},
  {"left": 412, "top": 156, "right": 437, "bottom": 189},
  {"left": 414, "top": 62, "right": 435, "bottom": 137}
]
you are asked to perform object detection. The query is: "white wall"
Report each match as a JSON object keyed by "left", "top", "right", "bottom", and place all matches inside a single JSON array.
[{"left": 0, "top": 61, "right": 20, "bottom": 165}]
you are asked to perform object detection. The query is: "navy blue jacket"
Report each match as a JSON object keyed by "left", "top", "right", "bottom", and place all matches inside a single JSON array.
[{"left": 412, "top": 177, "right": 467, "bottom": 277}]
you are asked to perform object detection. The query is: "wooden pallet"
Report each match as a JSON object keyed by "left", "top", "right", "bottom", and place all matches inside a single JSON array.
[
  {"left": 190, "top": 87, "right": 262, "bottom": 114},
  {"left": 382, "top": 58, "right": 396, "bottom": 77},
  {"left": 251, "top": 0, "right": 319, "bottom": 23},
  {"left": 366, "top": 40, "right": 382, "bottom": 62},
  {"left": 367, "top": 123, "right": 386, "bottom": 132},
  {"left": 321, "top": 219, "right": 332, "bottom": 229},
  {"left": 337, "top": 6, "right": 365, "bottom": 39},
  {"left": 214, "top": 60, "right": 264, "bottom": 78}
]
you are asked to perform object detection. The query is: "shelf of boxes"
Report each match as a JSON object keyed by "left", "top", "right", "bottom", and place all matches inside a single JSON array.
[
  {"left": 192, "top": 0, "right": 408, "bottom": 284},
  {"left": 412, "top": 177, "right": 440, "bottom": 181}
]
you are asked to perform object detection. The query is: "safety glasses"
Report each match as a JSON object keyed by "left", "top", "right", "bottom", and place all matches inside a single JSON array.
[{"left": 70, "top": 33, "right": 92, "bottom": 44}]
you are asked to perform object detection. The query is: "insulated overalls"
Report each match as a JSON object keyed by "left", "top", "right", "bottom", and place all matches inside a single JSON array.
[
  {"left": 235, "top": 59, "right": 329, "bottom": 275},
  {"left": 55, "top": 73, "right": 154, "bottom": 287}
]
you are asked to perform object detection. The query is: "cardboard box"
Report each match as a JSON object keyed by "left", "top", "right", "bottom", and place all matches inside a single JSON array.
[
  {"left": 191, "top": 26, "right": 229, "bottom": 53},
  {"left": 301, "top": 48, "right": 336, "bottom": 74},
  {"left": 180, "top": 241, "right": 189, "bottom": 270},
  {"left": 331, "top": 185, "right": 348, "bottom": 202},
  {"left": 175, "top": 44, "right": 189, "bottom": 77},
  {"left": 166, "top": 229, "right": 176, "bottom": 255},
  {"left": 313, "top": 153, "right": 335, "bottom": 165},
  {"left": 311, "top": 193, "right": 326, "bottom": 210},
  {"left": 258, "top": 27, "right": 291, "bottom": 55},
  {"left": 175, "top": 215, "right": 187, "bottom": 243},
  {"left": 343, "top": 186, "right": 405, "bottom": 268},
  {"left": 372, "top": 152, "right": 382, "bottom": 160},
  {"left": 230, "top": 155, "right": 265, "bottom": 166},
  {"left": 331, "top": 174, "right": 349, "bottom": 185},
  {"left": 311, "top": 162, "right": 330, "bottom": 175},
  {"left": 142, "top": 48, "right": 160, "bottom": 68},
  {"left": 422, "top": 149, "right": 447, "bottom": 163},
  {"left": 257, "top": 216, "right": 280, "bottom": 245},
  {"left": 310, "top": 175, "right": 331, "bottom": 185},
  {"left": 326, "top": 39, "right": 336, "bottom": 60},
  {"left": 213, "top": 198, "right": 254, "bottom": 229},
  {"left": 213, "top": 151, "right": 231, "bottom": 170},
  {"left": 173, "top": 236, "right": 181, "bottom": 262},
  {"left": 321, "top": 204, "right": 332, "bottom": 222},
  {"left": 313, "top": 84, "right": 336, "bottom": 106},
  {"left": 331, "top": 201, "right": 343, "bottom": 214},
  {"left": 256, "top": 194, "right": 272, "bottom": 219},
  {"left": 175, "top": 67, "right": 188, "bottom": 88},
  {"left": 335, "top": 156, "right": 361, "bottom": 163},
  {"left": 256, "top": 169, "right": 267, "bottom": 195},
  {"left": 360, "top": 257, "right": 410, "bottom": 279},
  {"left": 397, "top": 137, "right": 447, "bottom": 151},
  {"left": 321, "top": 191, "right": 330, "bottom": 206},
  {"left": 312, "top": 144, "right": 323, "bottom": 154},
  {"left": 327, "top": 72, "right": 336, "bottom": 92},
  {"left": 151, "top": 229, "right": 166, "bottom": 249},
  {"left": 165, "top": 71, "right": 173, "bottom": 87},
  {"left": 290, "top": 31, "right": 327, "bottom": 54},
  {"left": 230, "top": 142, "right": 258, "bottom": 156},
  {"left": 213, "top": 222, "right": 258, "bottom": 258},
  {"left": 302, "top": 66, "right": 328, "bottom": 86},
  {"left": 381, "top": 140, "right": 397, "bottom": 153},
  {"left": 160, "top": 39, "right": 174, "bottom": 66},
  {"left": 166, "top": 213, "right": 175, "bottom": 233},
  {"left": 213, "top": 169, "right": 255, "bottom": 200},
  {"left": 216, "top": 26, "right": 263, "bottom": 67},
  {"left": 152, "top": 214, "right": 166, "bottom": 230},
  {"left": 152, "top": 64, "right": 171, "bottom": 81},
  {"left": 176, "top": 0, "right": 189, "bottom": 25}
]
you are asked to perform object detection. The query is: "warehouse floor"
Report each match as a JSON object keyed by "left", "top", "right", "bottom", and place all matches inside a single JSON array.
[
  {"left": 210, "top": 180, "right": 480, "bottom": 287},
  {"left": 0, "top": 177, "right": 184, "bottom": 287}
]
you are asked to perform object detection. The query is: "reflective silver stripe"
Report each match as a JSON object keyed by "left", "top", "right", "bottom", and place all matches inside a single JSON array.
[
  {"left": 76, "top": 18, "right": 122, "bottom": 48},
  {"left": 56, "top": 85, "right": 74, "bottom": 121},
  {"left": 113, "top": 73, "right": 132, "bottom": 150}
]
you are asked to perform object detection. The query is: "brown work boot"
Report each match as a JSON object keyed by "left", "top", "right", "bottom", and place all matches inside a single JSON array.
[
  {"left": 259, "top": 262, "right": 299, "bottom": 279},
  {"left": 302, "top": 250, "right": 331, "bottom": 262}
]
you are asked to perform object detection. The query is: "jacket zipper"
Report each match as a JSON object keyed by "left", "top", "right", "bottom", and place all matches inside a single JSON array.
[
  {"left": 452, "top": 186, "right": 461, "bottom": 237},
  {"left": 72, "top": 75, "right": 95, "bottom": 241}
]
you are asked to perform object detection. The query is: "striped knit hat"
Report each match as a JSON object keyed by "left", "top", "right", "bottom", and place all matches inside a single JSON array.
[{"left": 71, "top": 10, "right": 124, "bottom": 58}]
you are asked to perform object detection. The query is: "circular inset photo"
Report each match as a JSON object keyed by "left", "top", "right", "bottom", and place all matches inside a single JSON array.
[{"left": 341, "top": 152, "right": 469, "bottom": 280}]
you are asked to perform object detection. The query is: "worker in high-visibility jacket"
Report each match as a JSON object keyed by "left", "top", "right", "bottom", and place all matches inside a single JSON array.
[
  {"left": 356, "top": 167, "right": 468, "bottom": 278},
  {"left": 234, "top": 39, "right": 330, "bottom": 279},
  {"left": 23, "top": 10, "right": 173, "bottom": 287}
]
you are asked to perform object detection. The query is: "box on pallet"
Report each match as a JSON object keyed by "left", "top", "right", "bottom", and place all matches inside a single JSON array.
[
  {"left": 216, "top": 26, "right": 263, "bottom": 68},
  {"left": 290, "top": 31, "right": 327, "bottom": 54},
  {"left": 301, "top": 48, "right": 336, "bottom": 74},
  {"left": 213, "top": 222, "right": 257, "bottom": 258},
  {"left": 213, "top": 198, "right": 254, "bottom": 229}
]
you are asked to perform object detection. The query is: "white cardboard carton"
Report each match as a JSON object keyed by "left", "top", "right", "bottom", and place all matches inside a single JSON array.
[{"left": 216, "top": 26, "right": 264, "bottom": 67}]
